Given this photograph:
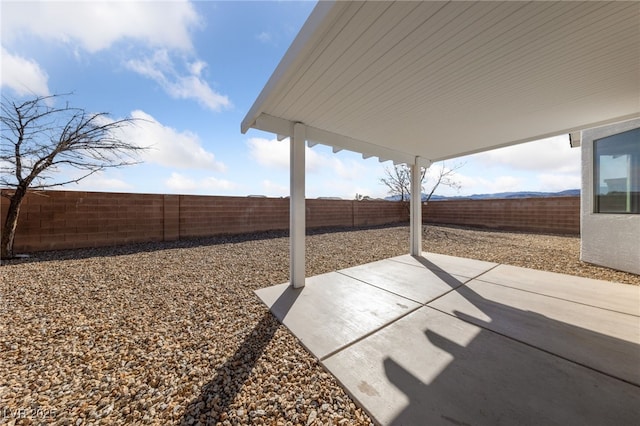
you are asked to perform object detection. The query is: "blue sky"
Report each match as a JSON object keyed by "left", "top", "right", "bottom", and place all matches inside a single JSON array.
[{"left": 1, "top": 1, "right": 581, "bottom": 199}]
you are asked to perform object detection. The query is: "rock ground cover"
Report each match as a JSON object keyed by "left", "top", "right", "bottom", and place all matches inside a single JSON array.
[{"left": 1, "top": 224, "right": 637, "bottom": 426}]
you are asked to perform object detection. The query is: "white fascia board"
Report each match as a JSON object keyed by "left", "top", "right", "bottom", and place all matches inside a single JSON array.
[
  {"left": 249, "top": 113, "right": 425, "bottom": 165},
  {"left": 240, "top": 1, "right": 341, "bottom": 134}
]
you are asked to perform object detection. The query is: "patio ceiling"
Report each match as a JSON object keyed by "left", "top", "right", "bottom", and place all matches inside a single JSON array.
[{"left": 242, "top": 1, "right": 640, "bottom": 164}]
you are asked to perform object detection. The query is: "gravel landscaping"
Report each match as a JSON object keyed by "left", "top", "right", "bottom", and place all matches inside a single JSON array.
[{"left": 1, "top": 224, "right": 638, "bottom": 426}]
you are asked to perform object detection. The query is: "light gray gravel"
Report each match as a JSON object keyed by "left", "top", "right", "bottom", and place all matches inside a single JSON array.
[{"left": 1, "top": 224, "right": 637, "bottom": 425}]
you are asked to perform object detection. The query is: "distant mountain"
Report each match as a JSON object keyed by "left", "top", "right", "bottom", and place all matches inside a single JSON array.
[{"left": 385, "top": 189, "right": 580, "bottom": 202}]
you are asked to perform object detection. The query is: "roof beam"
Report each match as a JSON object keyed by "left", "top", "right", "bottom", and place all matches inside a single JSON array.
[
  {"left": 252, "top": 114, "right": 293, "bottom": 138},
  {"left": 247, "top": 113, "right": 429, "bottom": 166}
]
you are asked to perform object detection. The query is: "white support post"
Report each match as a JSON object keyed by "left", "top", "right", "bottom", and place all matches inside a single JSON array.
[
  {"left": 290, "top": 123, "right": 306, "bottom": 288},
  {"left": 410, "top": 161, "right": 422, "bottom": 256}
]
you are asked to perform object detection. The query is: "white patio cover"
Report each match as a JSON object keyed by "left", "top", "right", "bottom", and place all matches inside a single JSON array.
[
  {"left": 243, "top": 1, "right": 639, "bottom": 163},
  {"left": 241, "top": 1, "right": 640, "bottom": 286}
]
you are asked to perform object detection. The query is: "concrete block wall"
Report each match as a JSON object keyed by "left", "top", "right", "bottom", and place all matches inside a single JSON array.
[
  {"left": 178, "top": 196, "right": 290, "bottom": 238},
  {"left": 306, "top": 199, "right": 355, "bottom": 228},
  {"left": 423, "top": 197, "right": 580, "bottom": 234},
  {"left": 1, "top": 190, "right": 580, "bottom": 254},
  {"left": 163, "top": 195, "right": 180, "bottom": 241},
  {"left": 0, "top": 190, "right": 407, "bottom": 253},
  {"left": 0, "top": 191, "right": 166, "bottom": 252},
  {"left": 354, "top": 200, "right": 409, "bottom": 227}
]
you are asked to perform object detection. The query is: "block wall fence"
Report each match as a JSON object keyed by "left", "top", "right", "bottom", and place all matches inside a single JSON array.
[
  {"left": 1, "top": 190, "right": 579, "bottom": 253},
  {"left": 422, "top": 196, "right": 580, "bottom": 235},
  {"left": 0, "top": 190, "right": 406, "bottom": 253}
]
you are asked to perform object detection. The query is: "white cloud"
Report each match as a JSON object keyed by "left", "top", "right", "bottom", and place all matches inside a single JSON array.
[
  {"left": 0, "top": 47, "right": 50, "bottom": 97},
  {"left": 257, "top": 31, "right": 272, "bottom": 44},
  {"left": 2, "top": 1, "right": 200, "bottom": 53},
  {"left": 490, "top": 176, "right": 524, "bottom": 193},
  {"left": 63, "top": 171, "right": 133, "bottom": 192},
  {"left": 247, "top": 137, "right": 364, "bottom": 179},
  {"left": 448, "top": 135, "right": 582, "bottom": 195},
  {"left": 121, "top": 110, "right": 227, "bottom": 171},
  {"left": 443, "top": 173, "right": 525, "bottom": 195},
  {"left": 445, "top": 173, "right": 485, "bottom": 195},
  {"left": 261, "top": 180, "right": 288, "bottom": 197},
  {"left": 537, "top": 173, "right": 581, "bottom": 192},
  {"left": 2, "top": 1, "right": 229, "bottom": 112},
  {"left": 248, "top": 137, "right": 290, "bottom": 169},
  {"left": 326, "top": 156, "right": 366, "bottom": 180},
  {"left": 200, "top": 176, "right": 237, "bottom": 191},
  {"left": 165, "top": 172, "right": 197, "bottom": 192},
  {"left": 165, "top": 172, "right": 237, "bottom": 194},
  {"left": 189, "top": 60, "right": 207, "bottom": 76},
  {"left": 126, "top": 50, "right": 230, "bottom": 112},
  {"left": 439, "top": 169, "right": 580, "bottom": 196},
  {"left": 473, "top": 135, "right": 580, "bottom": 174},
  {"left": 309, "top": 151, "right": 342, "bottom": 175}
]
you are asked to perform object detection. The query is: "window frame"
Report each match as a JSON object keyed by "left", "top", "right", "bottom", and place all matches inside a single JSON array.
[{"left": 593, "top": 127, "right": 640, "bottom": 214}]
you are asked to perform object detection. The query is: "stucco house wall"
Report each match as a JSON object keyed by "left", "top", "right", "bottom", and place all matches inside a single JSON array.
[{"left": 581, "top": 118, "right": 640, "bottom": 275}]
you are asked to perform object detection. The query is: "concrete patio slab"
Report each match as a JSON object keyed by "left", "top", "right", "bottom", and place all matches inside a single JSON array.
[
  {"left": 429, "top": 279, "right": 640, "bottom": 385},
  {"left": 391, "top": 252, "right": 498, "bottom": 279},
  {"left": 255, "top": 254, "right": 640, "bottom": 425},
  {"left": 322, "top": 306, "right": 640, "bottom": 426},
  {"left": 339, "top": 258, "right": 469, "bottom": 304},
  {"left": 255, "top": 271, "right": 420, "bottom": 360},
  {"left": 478, "top": 264, "right": 640, "bottom": 315}
]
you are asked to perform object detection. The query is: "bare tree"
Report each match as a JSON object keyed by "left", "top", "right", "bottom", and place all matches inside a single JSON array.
[
  {"left": 1, "top": 94, "right": 145, "bottom": 259},
  {"left": 422, "top": 162, "right": 464, "bottom": 204},
  {"left": 380, "top": 162, "right": 464, "bottom": 204},
  {"left": 380, "top": 164, "right": 425, "bottom": 202}
]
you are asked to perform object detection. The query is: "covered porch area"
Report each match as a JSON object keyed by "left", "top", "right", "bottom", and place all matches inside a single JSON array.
[
  {"left": 242, "top": 2, "right": 640, "bottom": 423},
  {"left": 256, "top": 252, "right": 640, "bottom": 425},
  {"left": 241, "top": 0, "right": 640, "bottom": 288}
]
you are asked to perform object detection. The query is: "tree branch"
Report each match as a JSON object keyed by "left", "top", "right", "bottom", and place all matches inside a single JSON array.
[{"left": 1, "top": 93, "right": 148, "bottom": 258}]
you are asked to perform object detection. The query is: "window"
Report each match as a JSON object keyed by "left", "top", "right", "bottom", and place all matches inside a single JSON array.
[{"left": 594, "top": 128, "right": 640, "bottom": 214}]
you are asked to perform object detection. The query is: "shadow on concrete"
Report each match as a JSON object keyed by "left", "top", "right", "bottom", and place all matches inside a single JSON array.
[
  {"left": 381, "top": 256, "right": 640, "bottom": 425},
  {"left": 180, "top": 288, "right": 301, "bottom": 425}
]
